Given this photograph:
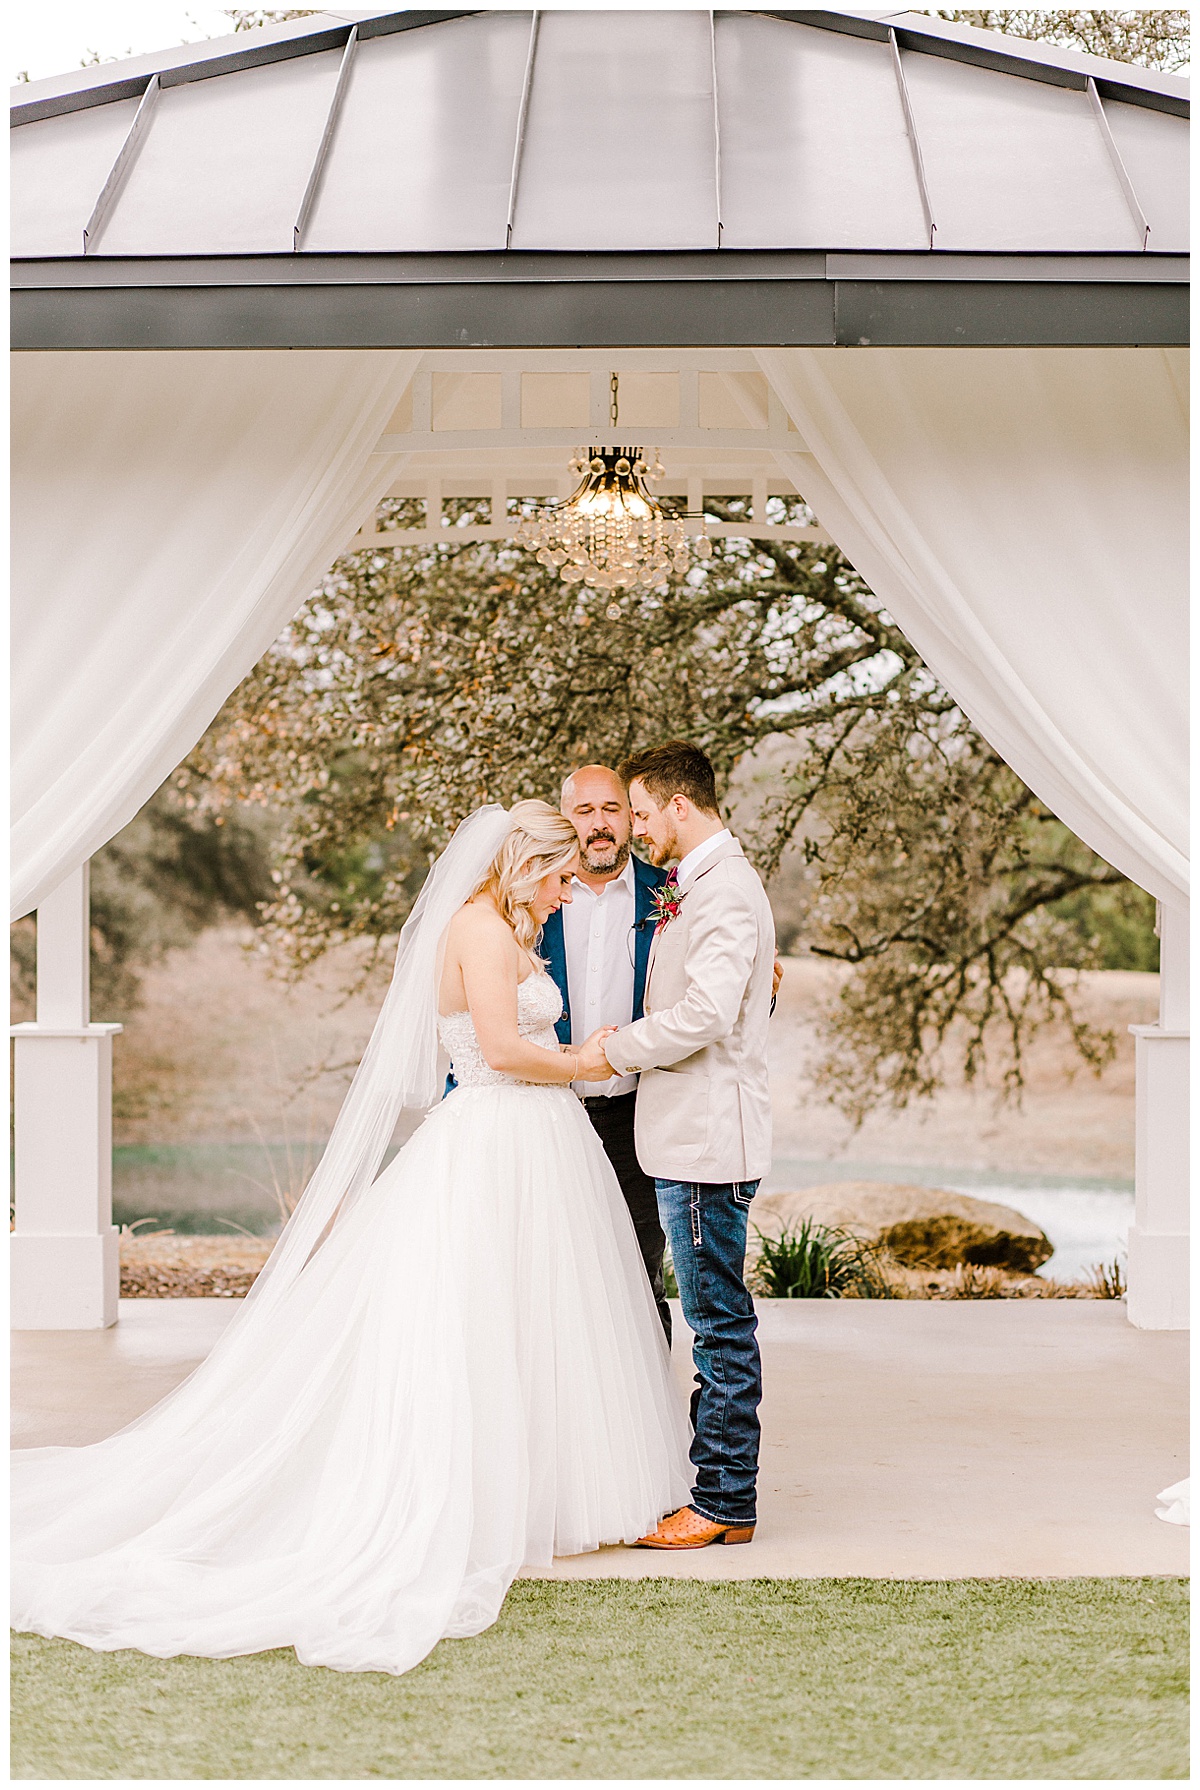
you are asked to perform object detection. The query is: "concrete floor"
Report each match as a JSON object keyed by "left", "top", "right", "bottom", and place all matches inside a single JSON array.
[{"left": 12, "top": 1298, "right": 1188, "bottom": 1580}]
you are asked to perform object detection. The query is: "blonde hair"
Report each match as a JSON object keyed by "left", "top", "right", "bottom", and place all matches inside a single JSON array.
[{"left": 477, "top": 799, "right": 580, "bottom": 955}]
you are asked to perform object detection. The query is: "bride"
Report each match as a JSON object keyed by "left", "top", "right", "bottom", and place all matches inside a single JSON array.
[{"left": 12, "top": 802, "right": 691, "bottom": 1676}]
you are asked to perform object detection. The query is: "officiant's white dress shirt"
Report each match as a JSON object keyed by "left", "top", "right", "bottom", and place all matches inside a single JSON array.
[{"left": 562, "top": 855, "right": 637, "bottom": 1098}]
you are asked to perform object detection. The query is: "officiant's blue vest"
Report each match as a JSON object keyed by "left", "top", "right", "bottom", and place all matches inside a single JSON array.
[
  {"left": 443, "top": 856, "right": 665, "bottom": 1093},
  {"left": 538, "top": 854, "right": 666, "bottom": 1044}
]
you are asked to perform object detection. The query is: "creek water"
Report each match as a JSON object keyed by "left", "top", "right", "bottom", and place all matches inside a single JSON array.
[
  {"left": 114, "top": 1142, "right": 1133, "bottom": 1283},
  {"left": 761, "top": 1158, "right": 1133, "bottom": 1283}
]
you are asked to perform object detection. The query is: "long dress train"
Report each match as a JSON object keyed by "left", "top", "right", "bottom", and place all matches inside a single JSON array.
[{"left": 12, "top": 972, "right": 691, "bottom": 1674}]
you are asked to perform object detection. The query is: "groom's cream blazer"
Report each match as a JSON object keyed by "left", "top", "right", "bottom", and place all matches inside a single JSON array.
[{"left": 603, "top": 834, "right": 775, "bottom": 1184}]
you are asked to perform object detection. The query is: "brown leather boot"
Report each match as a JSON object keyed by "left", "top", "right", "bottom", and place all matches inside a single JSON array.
[{"left": 633, "top": 1506, "right": 755, "bottom": 1549}]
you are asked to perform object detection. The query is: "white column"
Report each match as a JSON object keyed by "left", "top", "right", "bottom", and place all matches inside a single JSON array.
[
  {"left": 1126, "top": 898, "right": 1189, "bottom": 1329},
  {"left": 10, "top": 863, "right": 122, "bottom": 1329}
]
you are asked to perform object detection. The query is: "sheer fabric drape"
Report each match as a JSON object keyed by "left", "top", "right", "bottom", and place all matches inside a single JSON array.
[
  {"left": 757, "top": 347, "right": 1188, "bottom": 903},
  {"left": 12, "top": 349, "right": 420, "bottom": 918}
]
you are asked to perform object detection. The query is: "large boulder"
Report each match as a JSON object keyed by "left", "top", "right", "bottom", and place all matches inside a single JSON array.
[{"left": 751, "top": 1182, "right": 1053, "bottom": 1274}]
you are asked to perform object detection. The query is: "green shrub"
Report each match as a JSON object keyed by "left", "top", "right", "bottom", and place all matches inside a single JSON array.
[{"left": 751, "top": 1218, "right": 894, "bottom": 1299}]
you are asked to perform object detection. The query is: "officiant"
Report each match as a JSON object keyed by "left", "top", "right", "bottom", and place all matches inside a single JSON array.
[{"left": 543, "top": 764, "right": 673, "bottom": 1342}]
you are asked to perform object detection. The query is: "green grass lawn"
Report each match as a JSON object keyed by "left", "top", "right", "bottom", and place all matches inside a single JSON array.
[{"left": 11, "top": 1577, "right": 1187, "bottom": 1780}]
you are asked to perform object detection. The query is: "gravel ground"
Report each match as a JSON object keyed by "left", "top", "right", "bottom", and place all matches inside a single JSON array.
[
  {"left": 119, "top": 1233, "right": 1117, "bottom": 1302},
  {"left": 119, "top": 1234, "right": 272, "bottom": 1298}
]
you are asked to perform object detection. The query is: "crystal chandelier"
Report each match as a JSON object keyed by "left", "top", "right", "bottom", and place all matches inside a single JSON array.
[{"left": 514, "top": 376, "right": 711, "bottom": 601}]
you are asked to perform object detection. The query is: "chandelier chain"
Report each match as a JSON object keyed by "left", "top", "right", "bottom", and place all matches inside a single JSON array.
[{"left": 610, "top": 372, "right": 619, "bottom": 431}]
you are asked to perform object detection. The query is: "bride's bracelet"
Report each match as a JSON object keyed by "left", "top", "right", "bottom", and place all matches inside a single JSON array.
[{"left": 565, "top": 1051, "right": 580, "bottom": 1083}]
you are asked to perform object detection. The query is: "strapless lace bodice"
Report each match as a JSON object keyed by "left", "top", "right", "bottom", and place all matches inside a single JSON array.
[{"left": 438, "top": 970, "right": 564, "bottom": 1088}]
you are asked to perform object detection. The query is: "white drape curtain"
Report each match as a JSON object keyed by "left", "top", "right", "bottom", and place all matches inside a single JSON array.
[
  {"left": 12, "top": 349, "right": 420, "bottom": 919},
  {"left": 757, "top": 347, "right": 1189, "bottom": 905}
]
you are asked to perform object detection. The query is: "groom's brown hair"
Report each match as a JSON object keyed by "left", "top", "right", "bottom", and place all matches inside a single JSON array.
[{"left": 619, "top": 741, "right": 720, "bottom": 816}]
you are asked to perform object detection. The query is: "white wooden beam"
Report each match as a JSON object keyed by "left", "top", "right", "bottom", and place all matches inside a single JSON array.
[
  {"left": 500, "top": 368, "right": 521, "bottom": 431},
  {"left": 372, "top": 426, "right": 792, "bottom": 455},
  {"left": 11, "top": 862, "right": 122, "bottom": 1330},
  {"left": 410, "top": 371, "right": 432, "bottom": 434},
  {"left": 1126, "top": 898, "right": 1189, "bottom": 1329},
  {"left": 35, "top": 863, "right": 90, "bottom": 1028},
  {"left": 589, "top": 371, "right": 609, "bottom": 434},
  {"left": 678, "top": 369, "right": 700, "bottom": 429},
  {"left": 414, "top": 349, "right": 765, "bottom": 373}
]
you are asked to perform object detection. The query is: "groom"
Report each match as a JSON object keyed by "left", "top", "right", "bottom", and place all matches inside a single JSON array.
[{"left": 602, "top": 741, "right": 776, "bottom": 1550}]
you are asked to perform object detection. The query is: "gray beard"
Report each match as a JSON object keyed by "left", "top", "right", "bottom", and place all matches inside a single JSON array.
[{"left": 580, "top": 837, "right": 632, "bottom": 879}]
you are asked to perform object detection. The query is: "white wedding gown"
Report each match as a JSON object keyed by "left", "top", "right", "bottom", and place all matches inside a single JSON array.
[{"left": 12, "top": 971, "right": 691, "bottom": 1675}]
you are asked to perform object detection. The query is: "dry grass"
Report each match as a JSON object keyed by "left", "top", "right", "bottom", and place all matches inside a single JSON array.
[
  {"left": 882, "top": 1260, "right": 1118, "bottom": 1300},
  {"left": 119, "top": 1233, "right": 1123, "bottom": 1304}
]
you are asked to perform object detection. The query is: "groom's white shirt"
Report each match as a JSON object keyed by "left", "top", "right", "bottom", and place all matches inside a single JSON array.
[
  {"left": 675, "top": 827, "right": 732, "bottom": 891},
  {"left": 603, "top": 832, "right": 774, "bottom": 1183}
]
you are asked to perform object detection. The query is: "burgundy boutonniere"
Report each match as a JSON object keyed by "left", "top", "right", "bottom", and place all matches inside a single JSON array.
[{"left": 650, "top": 869, "right": 683, "bottom": 929}]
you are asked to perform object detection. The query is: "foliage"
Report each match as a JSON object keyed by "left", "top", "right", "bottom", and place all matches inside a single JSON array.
[
  {"left": 184, "top": 507, "right": 920, "bottom": 964},
  {"left": 774, "top": 699, "right": 1132, "bottom": 1120},
  {"left": 750, "top": 1219, "right": 894, "bottom": 1299},
  {"left": 932, "top": 9, "right": 1190, "bottom": 70},
  {"left": 223, "top": 8, "right": 316, "bottom": 31},
  {"left": 1048, "top": 878, "right": 1159, "bottom": 972},
  {"left": 185, "top": 508, "right": 1146, "bottom": 1108},
  {"left": 10, "top": 788, "right": 274, "bottom": 1021}
]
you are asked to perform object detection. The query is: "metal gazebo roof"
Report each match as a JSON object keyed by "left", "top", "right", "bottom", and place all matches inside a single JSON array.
[{"left": 10, "top": 8, "right": 1189, "bottom": 349}]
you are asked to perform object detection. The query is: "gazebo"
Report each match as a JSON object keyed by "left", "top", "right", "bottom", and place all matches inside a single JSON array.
[{"left": 11, "top": 9, "right": 1188, "bottom": 1331}]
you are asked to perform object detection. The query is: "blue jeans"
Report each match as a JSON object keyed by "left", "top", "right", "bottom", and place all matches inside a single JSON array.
[{"left": 655, "top": 1178, "right": 762, "bottom": 1527}]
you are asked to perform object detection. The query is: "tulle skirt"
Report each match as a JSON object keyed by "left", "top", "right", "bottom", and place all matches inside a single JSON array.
[{"left": 11, "top": 1084, "right": 691, "bottom": 1674}]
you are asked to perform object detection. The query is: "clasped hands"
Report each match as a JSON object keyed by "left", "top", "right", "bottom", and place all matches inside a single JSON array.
[
  {"left": 572, "top": 1026, "right": 620, "bottom": 1081},
  {"left": 568, "top": 958, "right": 783, "bottom": 1082}
]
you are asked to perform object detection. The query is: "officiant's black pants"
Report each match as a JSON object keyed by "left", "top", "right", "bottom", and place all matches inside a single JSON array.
[{"left": 583, "top": 1092, "right": 672, "bottom": 1345}]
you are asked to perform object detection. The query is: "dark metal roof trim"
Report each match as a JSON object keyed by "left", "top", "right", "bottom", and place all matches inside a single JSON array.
[
  {"left": 758, "top": 11, "right": 1189, "bottom": 116},
  {"left": 10, "top": 250, "right": 1189, "bottom": 289},
  {"left": 10, "top": 274, "right": 1187, "bottom": 350},
  {"left": 824, "top": 252, "right": 1186, "bottom": 283},
  {"left": 10, "top": 13, "right": 480, "bottom": 127}
]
